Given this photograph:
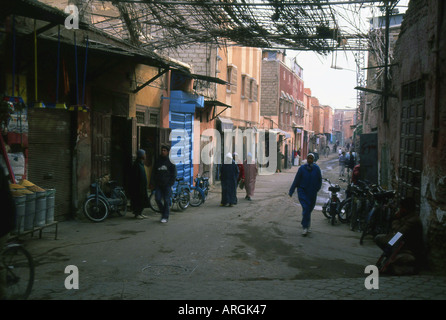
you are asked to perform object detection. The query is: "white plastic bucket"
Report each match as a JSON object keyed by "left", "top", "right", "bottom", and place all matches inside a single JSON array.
[
  {"left": 46, "top": 189, "right": 56, "bottom": 224},
  {"left": 34, "top": 191, "right": 47, "bottom": 227},
  {"left": 13, "top": 195, "right": 26, "bottom": 234},
  {"left": 24, "top": 192, "right": 36, "bottom": 231}
]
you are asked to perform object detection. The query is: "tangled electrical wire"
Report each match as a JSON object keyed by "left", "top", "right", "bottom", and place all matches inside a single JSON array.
[{"left": 84, "top": 0, "right": 398, "bottom": 54}]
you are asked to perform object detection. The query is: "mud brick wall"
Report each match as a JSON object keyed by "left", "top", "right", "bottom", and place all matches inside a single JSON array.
[{"left": 260, "top": 60, "right": 279, "bottom": 116}]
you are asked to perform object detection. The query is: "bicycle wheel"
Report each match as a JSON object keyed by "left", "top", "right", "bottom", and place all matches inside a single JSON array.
[
  {"left": 3, "top": 245, "right": 34, "bottom": 300},
  {"left": 116, "top": 190, "right": 127, "bottom": 216},
  {"left": 322, "top": 200, "right": 331, "bottom": 219},
  {"left": 349, "top": 198, "right": 359, "bottom": 231},
  {"left": 177, "top": 189, "right": 190, "bottom": 211},
  {"left": 360, "top": 208, "right": 377, "bottom": 245},
  {"left": 189, "top": 187, "right": 204, "bottom": 207},
  {"left": 338, "top": 198, "right": 351, "bottom": 223},
  {"left": 149, "top": 191, "right": 162, "bottom": 213},
  {"left": 84, "top": 197, "right": 109, "bottom": 222}
]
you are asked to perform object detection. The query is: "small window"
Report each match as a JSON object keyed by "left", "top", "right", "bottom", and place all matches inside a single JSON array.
[
  {"left": 149, "top": 113, "right": 158, "bottom": 126},
  {"left": 227, "top": 65, "right": 237, "bottom": 93},
  {"left": 226, "top": 67, "right": 232, "bottom": 91},
  {"left": 136, "top": 111, "right": 145, "bottom": 124},
  {"left": 241, "top": 75, "right": 246, "bottom": 98},
  {"left": 249, "top": 79, "right": 254, "bottom": 100},
  {"left": 136, "top": 106, "right": 159, "bottom": 127}
]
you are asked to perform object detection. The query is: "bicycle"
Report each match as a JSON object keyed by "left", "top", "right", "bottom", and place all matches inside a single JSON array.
[
  {"left": 189, "top": 171, "right": 210, "bottom": 207},
  {"left": 348, "top": 180, "right": 373, "bottom": 232},
  {"left": 321, "top": 178, "right": 346, "bottom": 225},
  {"left": 1, "top": 242, "right": 35, "bottom": 300},
  {"left": 337, "top": 178, "right": 352, "bottom": 223},
  {"left": 360, "top": 189, "right": 397, "bottom": 245},
  {"left": 149, "top": 177, "right": 191, "bottom": 213},
  {"left": 83, "top": 176, "right": 128, "bottom": 222}
]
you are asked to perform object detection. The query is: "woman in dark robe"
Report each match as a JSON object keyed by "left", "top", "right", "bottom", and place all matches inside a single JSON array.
[{"left": 220, "top": 153, "right": 239, "bottom": 207}]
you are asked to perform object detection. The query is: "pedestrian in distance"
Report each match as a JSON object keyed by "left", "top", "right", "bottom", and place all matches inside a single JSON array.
[
  {"left": 325, "top": 145, "right": 330, "bottom": 158},
  {"left": 338, "top": 151, "right": 347, "bottom": 177},
  {"left": 346, "top": 150, "right": 356, "bottom": 182},
  {"left": 233, "top": 152, "right": 244, "bottom": 204},
  {"left": 0, "top": 162, "right": 16, "bottom": 300},
  {"left": 297, "top": 147, "right": 301, "bottom": 165},
  {"left": 243, "top": 152, "right": 258, "bottom": 201},
  {"left": 129, "top": 149, "right": 150, "bottom": 219},
  {"left": 312, "top": 149, "right": 319, "bottom": 162},
  {"left": 220, "top": 152, "right": 239, "bottom": 207},
  {"left": 150, "top": 145, "right": 177, "bottom": 223},
  {"left": 288, "top": 153, "right": 322, "bottom": 236}
]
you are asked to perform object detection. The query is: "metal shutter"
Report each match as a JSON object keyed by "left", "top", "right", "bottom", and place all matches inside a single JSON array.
[
  {"left": 170, "top": 111, "right": 193, "bottom": 189},
  {"left": 28, "top": 109, "right": 72, "bottom": 221}
]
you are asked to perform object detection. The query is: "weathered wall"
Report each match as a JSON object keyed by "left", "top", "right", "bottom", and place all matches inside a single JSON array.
[
  {"left": 261, "top": 60, "right": 279, "bottom": 117},
  {"left": 381, "top": 0, "right": 446, "bottom": 273}
]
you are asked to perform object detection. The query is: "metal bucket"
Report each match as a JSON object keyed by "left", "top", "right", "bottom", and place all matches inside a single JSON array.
[
  {"left": 46, "top": 189, "right": 56, "bottom": 224},
  {"left": 13, "top": 195, "right": 26, "bottom": 234},
  {"left": 24, "top": 192, "right": 36, "bottom": 231},
  {"left": 34, "top": 191, "right": 47, "bottom": 227}
]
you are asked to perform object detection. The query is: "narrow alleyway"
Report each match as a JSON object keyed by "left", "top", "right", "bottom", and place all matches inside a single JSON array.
[{"left": 21, "top": 152, "right": 446, "bottom": 300}]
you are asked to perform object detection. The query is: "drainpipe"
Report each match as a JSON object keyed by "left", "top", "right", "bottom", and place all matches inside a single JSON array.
[
  {"left": 432, "top": 0, "right": 444, "bottom": 147},
  {"left": 383, "top": 1, "right": 391, "bottom": 123}
]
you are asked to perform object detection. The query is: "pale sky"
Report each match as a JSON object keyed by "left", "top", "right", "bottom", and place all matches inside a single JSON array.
[
  {"left": 292, "top": 50, "right": 359, "bottom": 110},
  {"left": 286, "top": 0, "right": 409, "bottom": 110}
]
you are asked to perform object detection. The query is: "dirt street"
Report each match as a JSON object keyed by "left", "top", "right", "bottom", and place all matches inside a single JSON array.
[{"left": 25, "top": 151, "right": 383, "bottom": 300}]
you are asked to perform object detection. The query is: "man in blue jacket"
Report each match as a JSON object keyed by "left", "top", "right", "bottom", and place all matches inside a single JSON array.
[
  {"left": 288, "top": 153, "right": 322, "bottom": 236},
  {"left": 151, "top": 145, "right": 177, "bottom": 223}
]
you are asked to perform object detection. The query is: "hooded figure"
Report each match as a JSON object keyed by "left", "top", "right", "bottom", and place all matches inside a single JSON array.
[
  {"left": 220, "top": 152, "right": 239, "bottom": 206},
  {"left": 243, "top": 152, "right": 258, "bottom": 201},
  {"left": 130, "top": 149, "right": 149, "bottom": 219},
  {"left": 288, "top": 153, "right": 322, "bottom": 235}
]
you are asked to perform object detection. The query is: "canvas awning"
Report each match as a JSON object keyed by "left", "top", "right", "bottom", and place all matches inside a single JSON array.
[
  {"left": 270, "top": 128, "right": 291, "bottom": 139},
  {"left": 217, "top": 117, "right": 234, "bottom": 131}
]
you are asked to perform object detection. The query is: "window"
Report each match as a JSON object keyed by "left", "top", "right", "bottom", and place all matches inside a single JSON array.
[
  {"left": 249, "top": 79, "right": 253, "bottom": 100},
  {"left": 241, "top": 75, "right": 246, "bottom": 98},
  {"left": 149, "top": 113, "right": 158, "bottom": 126},
  {"left": 136, "top": 105, "right": 160, "bottom": 127},
  {"left": 226, "top": 67, "right": 232, "bottom": 91},
  {"left": 227, "top": 65, "right": 237, "bottom": 93},
  {"left": 136, "top": 111, "right": 145, "bottom": 124}
]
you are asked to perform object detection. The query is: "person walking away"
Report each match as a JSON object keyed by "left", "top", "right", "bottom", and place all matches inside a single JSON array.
[
  {"left": 233, "top": 152, "right": 244, "bottom": 204},
  {"left": 312, "top": 149, "right": 319, "bottom": 162},
  {"left": 338, "top": 151, "right": 347, "bottom": 177},
  {"left": 129, "top": 149, "right": 150, "bottom": 219},
  {"left": 374, "top": 197, "right": 425, "bottom": 275},
  {"left": 0, "top": 162, "right": 16, "bottom": 299},
  {"left": 346, "top": 150, "right": 356, "bottom": 182},
  {"left": 243, "top": 152, "right": 258, "bottom": 201},
  {"left": 288, "top": 153, "right": 322, "bottom": 236},
  {"left": 220, "top": 153, "right": 239, "bottom": 207},
  {"left": 151, "top": 145, "right": 177, "bottom": 223}
]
